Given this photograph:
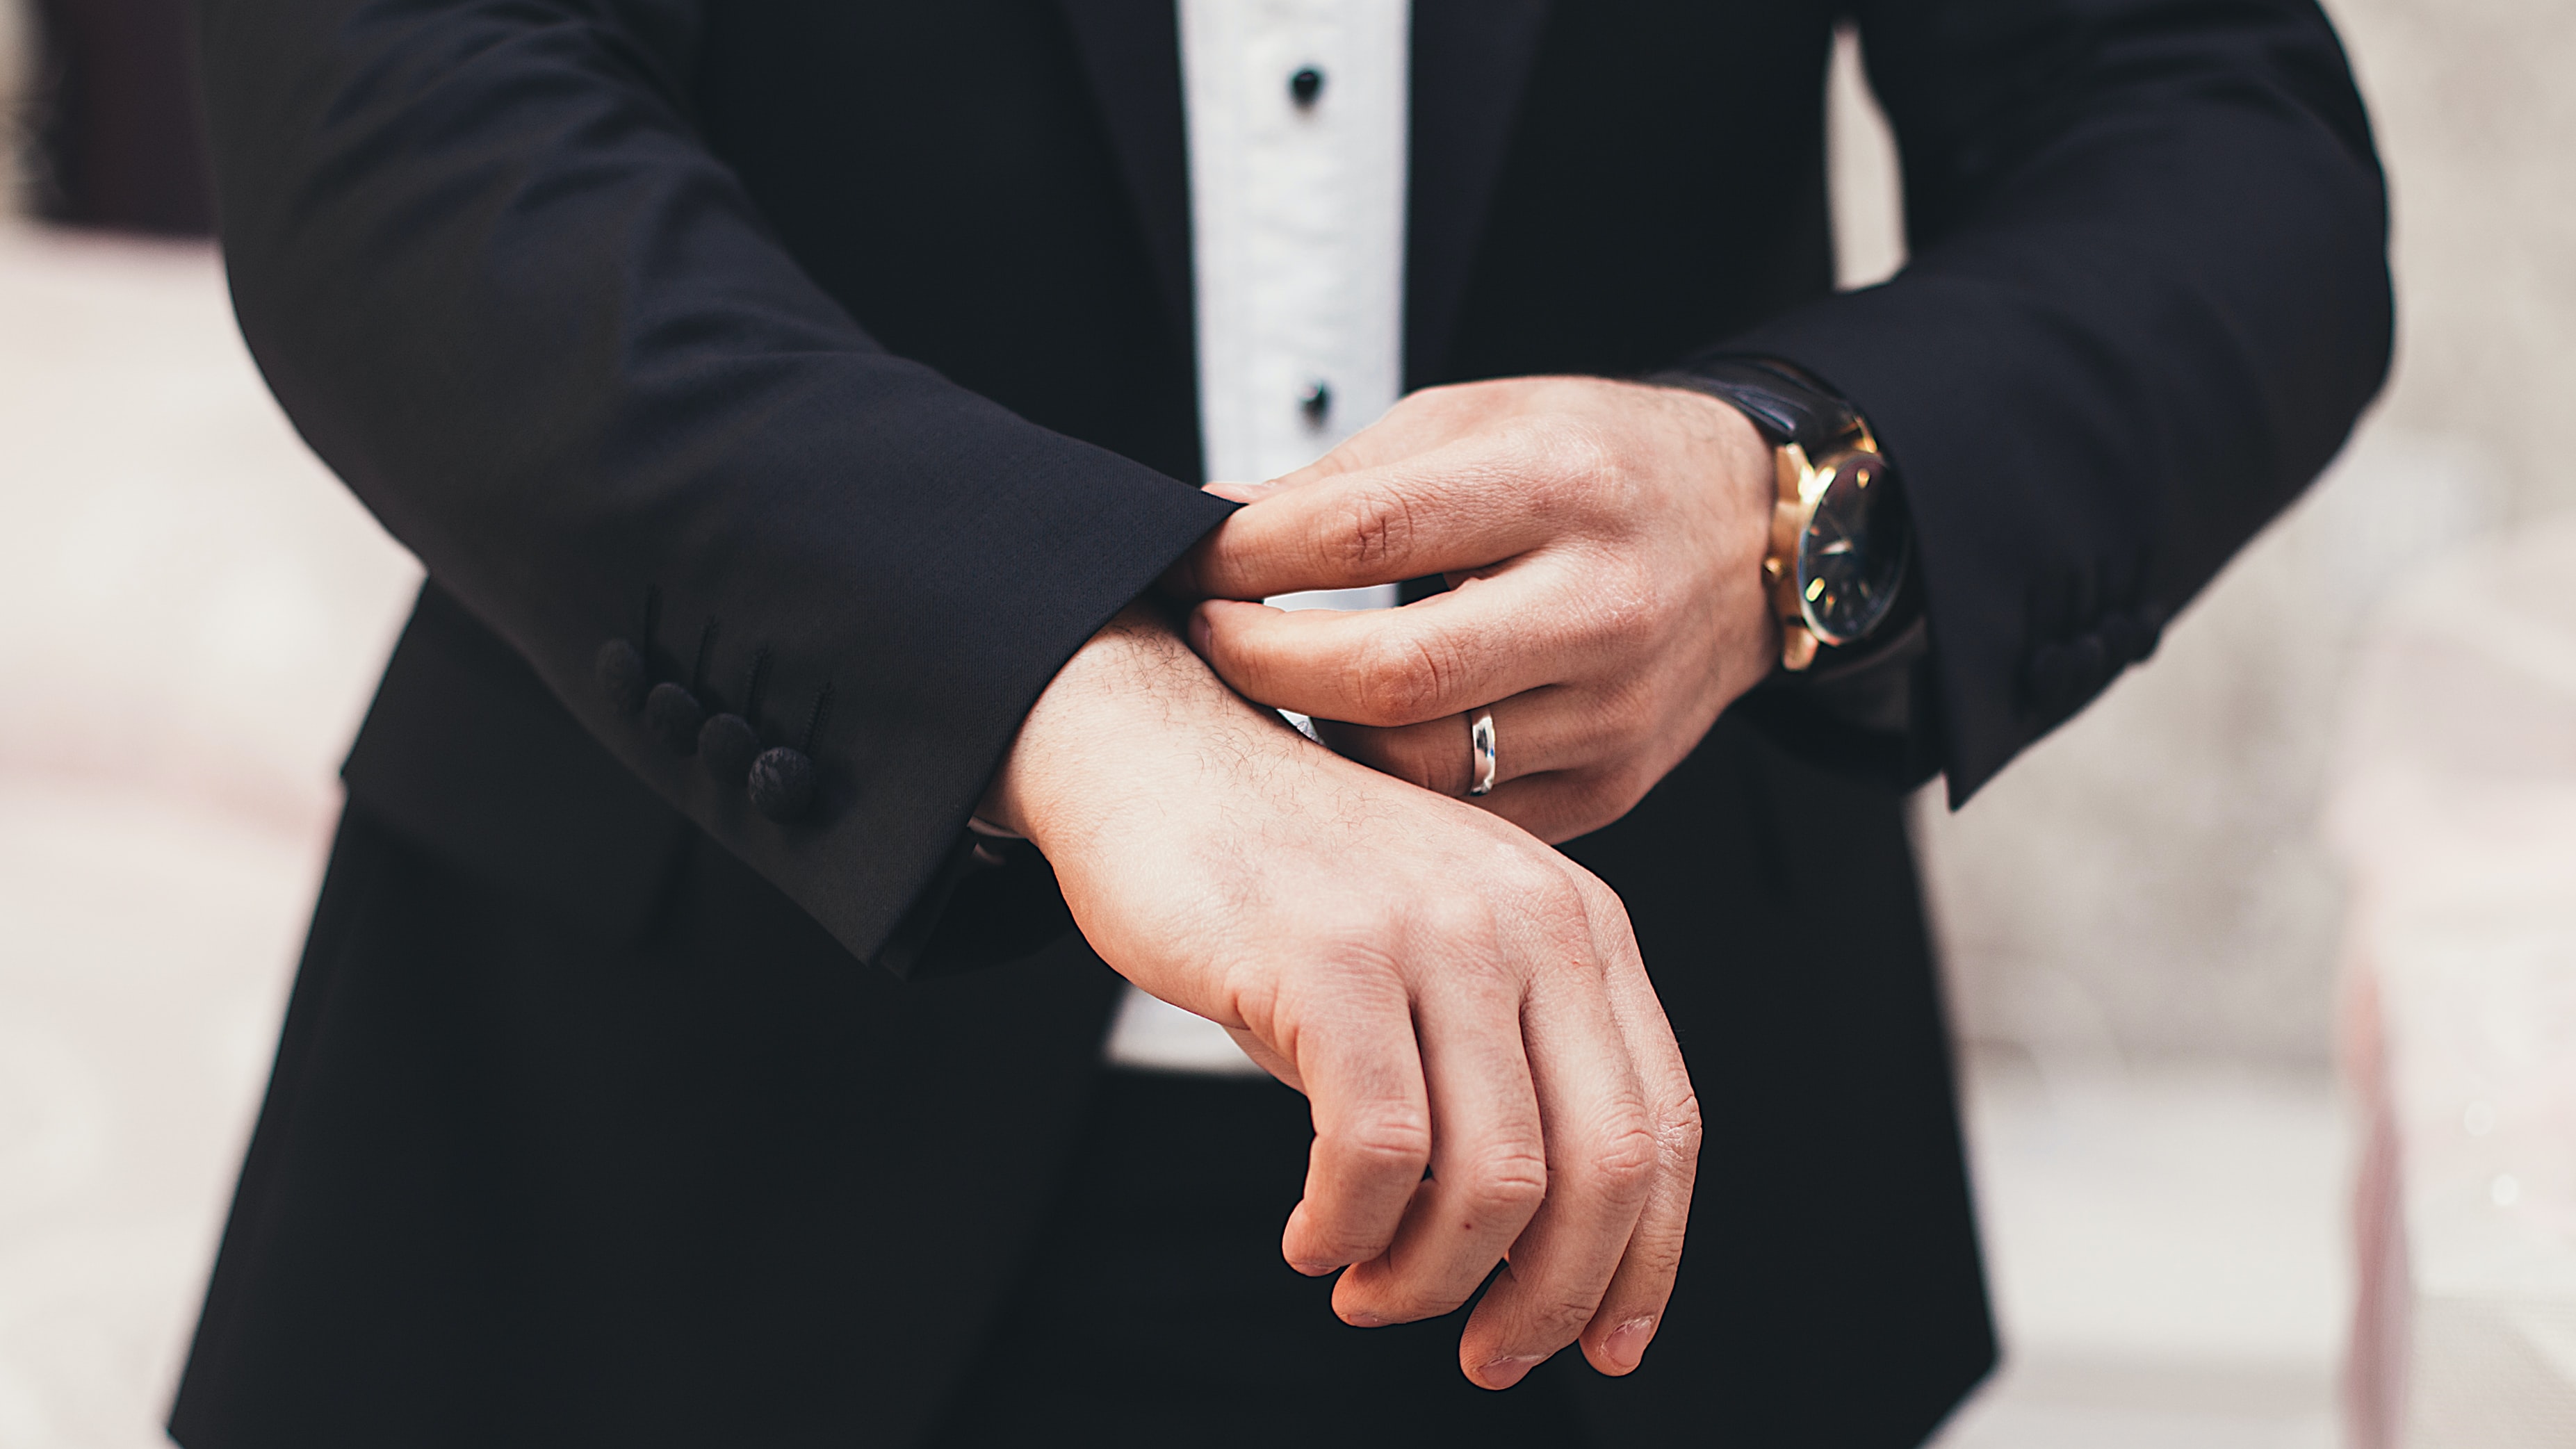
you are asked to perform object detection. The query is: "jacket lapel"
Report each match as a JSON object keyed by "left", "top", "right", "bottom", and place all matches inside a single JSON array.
[
  {"left": 1052, "top": 0, "right": 1196, "bottom": 365},
  {"left": 1052, "top": 0, "right": 1554, "bottom": 393},
  {"left": 1405, "top": 0, "right": 1552, "bottom": 388}
]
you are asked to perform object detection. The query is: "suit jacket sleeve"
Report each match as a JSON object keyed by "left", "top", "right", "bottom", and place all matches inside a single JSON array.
[
  {"left": 197, "top": 0, "right": 1234, "bottom": 974},
  {"left": 1701, "top": 0, "right": 2392, "bottom": 803}
]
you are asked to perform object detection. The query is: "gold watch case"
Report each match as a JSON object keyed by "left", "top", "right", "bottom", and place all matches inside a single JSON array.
[{"left": 1761, "top": 422, "right": 1908, "bottom": 671}]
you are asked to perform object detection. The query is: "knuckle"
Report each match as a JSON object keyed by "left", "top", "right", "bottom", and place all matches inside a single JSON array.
[
  {"left": 1408, "top": 896, "right": 1511, "bottom": 981},
  {"left": 1660, "top": 1092, "right": 1706, "bottom": 1166},
  {"left": 1524, "top": 1291, "right": 1607, "bottom": 1344},
  {"left": 1522, "top": 872, "right": 1595, "bottom": 937},
  {"left": 1599, "top": 559, "right": 1664, "bottom": 636},
  {"left": 1588, "top": 1112, "right": 1662, "bottom": 1202},
  {"left": 1531, "top": 418, "right": 1622, "bottom": 499},
  {"left": 1337, "top": 1108, "right": 1434, "bottom": 1179},
  {"left": 1456, "top": 1143, "right": 1551, "bottom": 1221},
  {"left": 1573, "top": 873, "right": 1634, "bottom": 932},
  {"left": 1489, "top": 865, "right": 1585, "bottom": 943},
  {"left": 1348, "top": 627, "right": 1457, "bottom": 724},
  {"left": 1487, "top": 853, "right": 1564, "bottom": 903},
  {"left": 1333, "top": 483, "right": 1419, "bottom": 573}
]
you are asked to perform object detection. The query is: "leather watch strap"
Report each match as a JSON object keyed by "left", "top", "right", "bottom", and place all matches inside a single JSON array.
[{"left": 1652, "top": 359, "right": 1864, "bottom": 455}]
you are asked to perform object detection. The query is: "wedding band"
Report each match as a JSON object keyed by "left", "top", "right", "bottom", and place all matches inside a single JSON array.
[{"left": 1467, "top": 709, "right": 1499, "bottom": 796}]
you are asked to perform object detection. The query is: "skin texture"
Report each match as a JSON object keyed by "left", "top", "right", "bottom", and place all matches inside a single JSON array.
[
  {"left": 985, "top": 379, "right": 1763, "bottom": 1390},
  {"left": 1174, "top": 376, "right": 1778, "bottom": 844},
  {"left": 982, "top": 607, "right": 1703, "bottom": 1389}
]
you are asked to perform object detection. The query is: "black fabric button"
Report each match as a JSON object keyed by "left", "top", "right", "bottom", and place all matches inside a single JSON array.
[
  {"left": 1289, "top": 66, "right": 1323, "bottom": 106},
  {"left": 749, "top": 746, "right": 817, "bottom": 821},
  {"left": 595, "top": 639, "right": 647, "bottom": 715},
  {"left": 644, "top": 682, "right": 703, "bottom": 754},
  {"left": 1299, "top": 379, "right": 1331, "bottom": 423},
  {"left": 699, "top": 713, "right": 761, "bottom": 786}
]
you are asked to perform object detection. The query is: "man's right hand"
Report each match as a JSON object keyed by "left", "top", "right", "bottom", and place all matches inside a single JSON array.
[{"left": 981, "top": 606, "right": 1702, "bottom": 1390}]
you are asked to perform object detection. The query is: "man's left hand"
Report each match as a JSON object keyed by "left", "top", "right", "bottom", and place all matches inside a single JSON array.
[{"left": 1173, "top": 376, "right": 1779, "bottom": 844}]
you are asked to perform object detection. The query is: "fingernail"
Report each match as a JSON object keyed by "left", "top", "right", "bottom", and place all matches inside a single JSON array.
[
  {"left": 1476, "top": 1353, "right": 1549, "bottom": 1390},
  {"left": 1187, "top": 609, "right": 1214, "bottom": 655},
  {"left": 1602, "top": 1316, "right": 1658, "bottom": 1373},
  {"left": 1291, "top": 1260, "right": 1340, "bottom": 1277},
  {"left": 1341, "top": 1309, "right": 1390, "bottom": 1328}
]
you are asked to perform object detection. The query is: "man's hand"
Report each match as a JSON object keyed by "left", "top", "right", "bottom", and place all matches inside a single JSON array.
[
  {"left": 984, "top": 607, "right": 1701, "bottom": 1389},
  {"left": 1172, "top": 376, "right": 1777, "bottom": 844}
]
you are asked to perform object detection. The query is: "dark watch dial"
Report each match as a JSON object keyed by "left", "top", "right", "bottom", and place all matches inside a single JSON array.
[{"left": 1795, "top": 449, "right": 1909, "bottom": 646}]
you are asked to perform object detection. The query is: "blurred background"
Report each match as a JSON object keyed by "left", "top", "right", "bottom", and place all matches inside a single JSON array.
[{"left": 0, "top": 3, "right": 2569, "bottom": 1446}]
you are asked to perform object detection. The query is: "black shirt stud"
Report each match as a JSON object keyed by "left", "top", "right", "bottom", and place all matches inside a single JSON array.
[
  {"left": 644, "top": 681, "right": 704, "bottom": 754},
  {"left": 1289, "top": 66, "right": 1323, "bottom": 107},
  {"left": 748, "top": 746, "right": 816, "bottom": 821}
]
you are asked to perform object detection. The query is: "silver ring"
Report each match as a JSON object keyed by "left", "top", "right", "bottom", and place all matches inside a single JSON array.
[{"left": 1467, "top": 709, "right": 1499, "bottom": 796}]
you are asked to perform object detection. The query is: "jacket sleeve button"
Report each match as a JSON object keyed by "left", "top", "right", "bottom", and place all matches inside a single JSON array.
[
  {"left": 595, "top": 639, "right": 647, "bottom": 715},
  {"left": 644, "top": 682, "right": 704, "bottom": 754},
  {"left": 699, "top": 713, "right": 761, "bottom": 786},
  {"left": 749, "top": 746, "right": 817, "bottom": 821}
]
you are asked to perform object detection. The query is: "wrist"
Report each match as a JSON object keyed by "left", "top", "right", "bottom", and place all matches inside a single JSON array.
[
  {"left": 1642, "top": 378, "right": 1786, "bottom": 684},
  {"left": 1668, "top": 380, "right": 1778, "bottom": 561},
  {"left": 1653, "top": 359, "right": 1914, "bottom": 669},
  {"left": 980, "top": 603, "right": 1307, "bottom": 852}
]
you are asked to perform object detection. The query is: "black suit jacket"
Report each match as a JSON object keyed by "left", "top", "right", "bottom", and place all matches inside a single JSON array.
[{"left": 175, "top": 0, "right": 2388, "bottom": 1444}]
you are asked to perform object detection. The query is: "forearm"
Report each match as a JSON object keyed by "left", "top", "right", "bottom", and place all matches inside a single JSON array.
[
  {"left": 984, "top": 604, "right": 1321, "bottom": 856},
  {"left": 1709, "top": 0, "right": 2390, "bottom": 802},
  {"left": 965, "top": 605, "right": 1706, "bottom": 1391},
  {"left": 202, "top": 0, "right": 1232, "bottom": 972}
]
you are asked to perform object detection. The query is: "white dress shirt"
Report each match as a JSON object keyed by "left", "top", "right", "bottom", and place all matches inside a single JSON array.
[{"left": 1101, "top": 0, "right": 1412, "bottom": 1075}]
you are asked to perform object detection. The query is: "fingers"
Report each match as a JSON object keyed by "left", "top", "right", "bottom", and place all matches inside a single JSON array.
[
  {"left": 1182, "top": 427, "right": 1575, "bottom": 601},
  {"left": 1312, "top": 699, "right": 1666, "bottom": 846},
  {"left": 1330, "top": 949, "right": 1548, "bottom": 1327},
  {"left": 1191, "top": 568, "right": 1578, "bottom": 728},
  {"left": 1462, "top": 767, "right": 1667, "bottom": 847},
  {"left": 1279, "top": 965, "right": 1437, "bottom": 1277},
  {"left": 1571, "top": 892, "right": 1700, "bottom": 1378},
  {"left": 1236, "top": 386, "right": 1494, "bottom": 498},
  {"left": 1314, "top": 687, "right": 1607, "bottom": 798},
  {"left": 1453, "top": 890, "right": 1661, "bottom": 1390}
]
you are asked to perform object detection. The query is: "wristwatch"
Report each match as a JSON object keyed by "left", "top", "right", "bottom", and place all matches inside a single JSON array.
[{"left": 1658, "top": 359, "right": 1914, "bottom": 671}]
